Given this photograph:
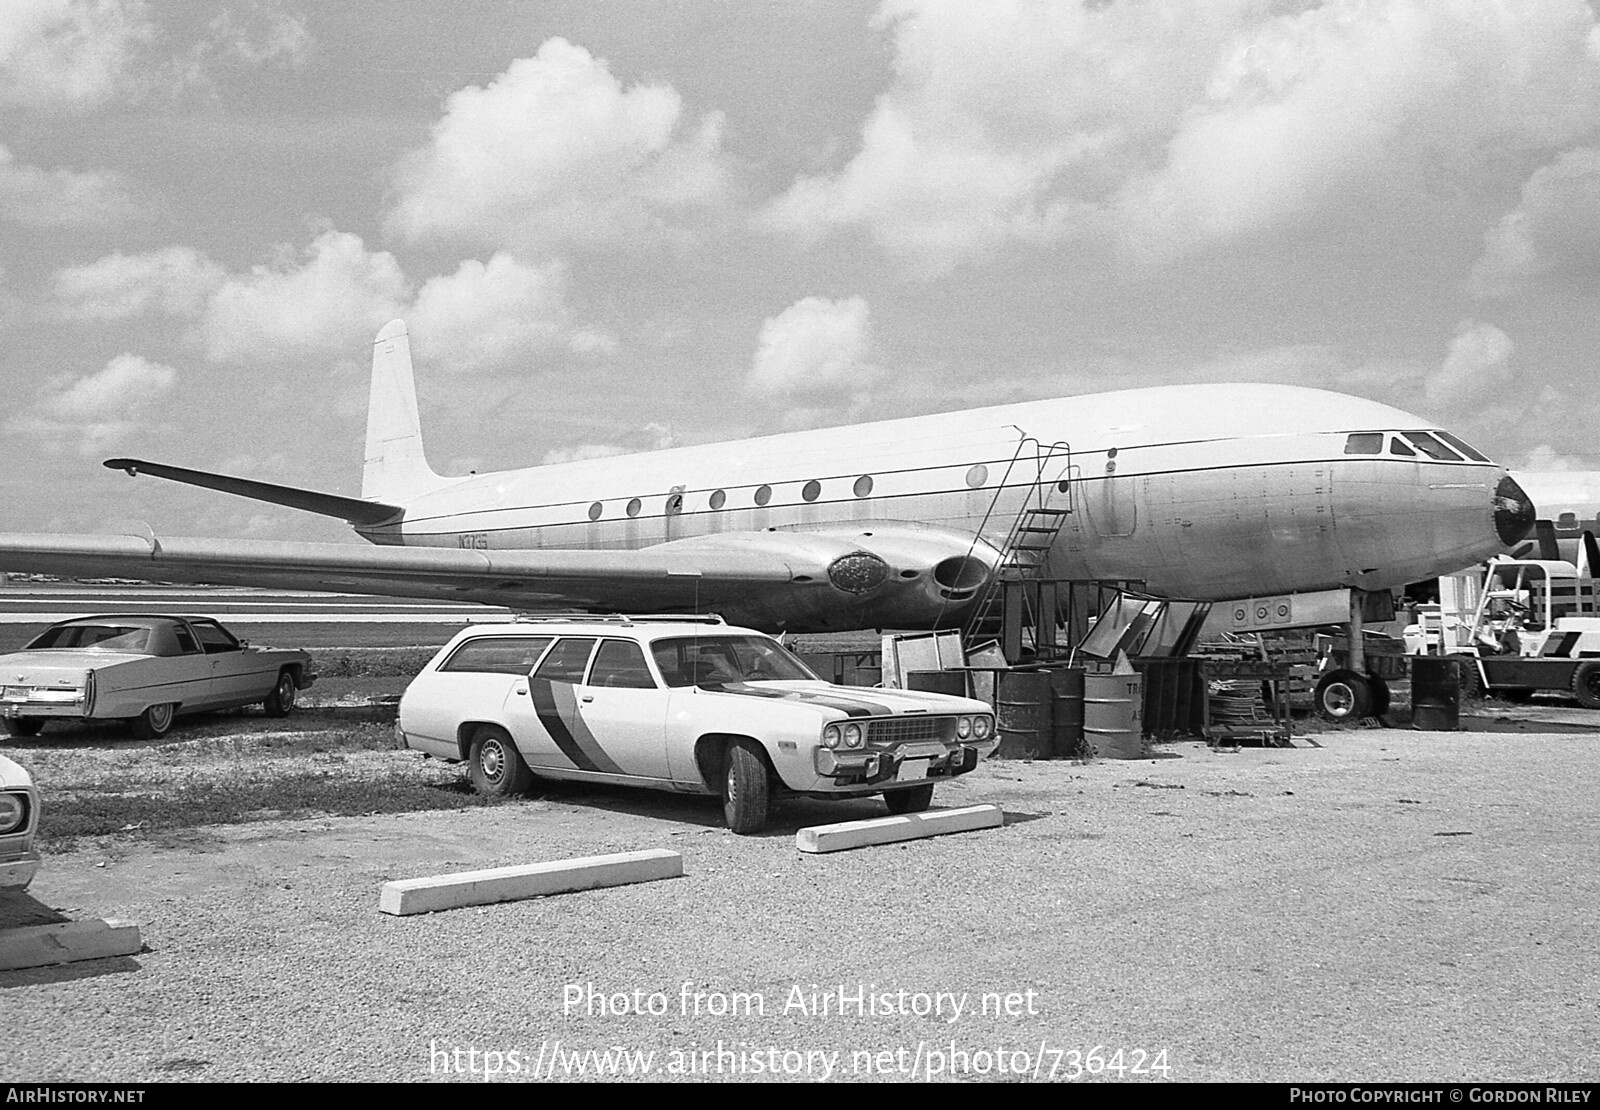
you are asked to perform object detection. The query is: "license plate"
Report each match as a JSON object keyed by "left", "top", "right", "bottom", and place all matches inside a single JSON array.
[
  {"left": 895, "top": 758, "right": 930, "bottom": 782},
  {"left": 2, "top": 687, "right": 27, "bottom": 700}
]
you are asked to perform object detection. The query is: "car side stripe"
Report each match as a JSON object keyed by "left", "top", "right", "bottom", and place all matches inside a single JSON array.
[{"left": 528, "top": 680, "right": 624, "bottom": 774}]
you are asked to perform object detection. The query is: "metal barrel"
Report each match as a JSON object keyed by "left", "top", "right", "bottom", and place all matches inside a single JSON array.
[
  {"left": 906, "top": 671, "right": 968, "bottom": 697},
  {"left": 1048, "top": 668, "right": 1086, "bottom": 758},
  {"left": 995, "top": 670, "right": 1054, "bottom": 759},
  {"left": 1411, "top": 656, "right": 1461, "bottom": 731},
  {"left": 1083, "top": 671, "right": 1144, "bottom": 759}
]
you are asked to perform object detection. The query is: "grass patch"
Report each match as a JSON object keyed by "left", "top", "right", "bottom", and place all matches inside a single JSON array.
[
  {"left": 22, "top": 719, "right": 488, "bottom": 849},
  {"left": 311, "top": 648, "right": 438, "bottom": 678}
]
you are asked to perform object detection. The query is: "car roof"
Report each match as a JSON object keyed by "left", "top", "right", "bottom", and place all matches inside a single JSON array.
[
  {"left": 46, "top": 614, "right": 190, "bottom": 629},
  {"left": 457, "top": 618, "right": 760, "bottom": 639}
]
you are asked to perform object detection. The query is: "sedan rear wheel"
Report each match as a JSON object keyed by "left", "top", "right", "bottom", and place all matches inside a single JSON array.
[
  {"left": 468, "top": 726, "right": 533, "bottom": 797},
  {"left": 2, "top": 717, "right": 43, "bottom": 738},
  {"left": 263, "top": 671, "right": 297, "bottom": 717},
  {"left": 128, "top": 702, "right": 176, "bottom": 741}
]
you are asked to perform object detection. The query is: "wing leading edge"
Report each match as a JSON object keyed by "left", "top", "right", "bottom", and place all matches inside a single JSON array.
[{"left": 0, "top": 530, "right": 922, "bottom": 632}]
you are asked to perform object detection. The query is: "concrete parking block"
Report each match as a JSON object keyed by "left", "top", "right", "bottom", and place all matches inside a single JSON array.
[
  {"left": 0, "top": 918, "right": 142, "bottom": 970},
  {"left": 379, "top": 848, "right": 683, "bottom": 916},
  {"left": 795, "top": 804, "right": 1004, "bottom": 854}
]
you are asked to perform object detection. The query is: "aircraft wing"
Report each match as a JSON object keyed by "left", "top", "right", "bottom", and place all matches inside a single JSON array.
[{"left": 0, "top": 529, "right": 915, "bottom": 631}]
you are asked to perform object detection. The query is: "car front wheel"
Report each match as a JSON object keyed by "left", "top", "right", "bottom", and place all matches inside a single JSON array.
[
  {"left": 722, "top": 739, "right": 770, "bottom": 835},
  {"left": 468, "top": 726, "right": 533, "bottom": 797},
  {"left": 884, "top": 783, "right": 935, "bottom": 815},
  {"left": 263, "top": 671, "right": 297, "bottom": 717},
  {"left": 128, "top": 702, "right": 176, "bottom": 740},
  {"left": 2, "top": 717, "right": 43, "bottom": 738}
]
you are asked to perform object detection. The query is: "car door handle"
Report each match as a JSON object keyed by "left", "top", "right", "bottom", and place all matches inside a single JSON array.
[
  {"left": 581, "top": 695, "right": 594, "bottom": 703},
  {"left": 513, "top": 686, "right": 527, "bottom": 695}
]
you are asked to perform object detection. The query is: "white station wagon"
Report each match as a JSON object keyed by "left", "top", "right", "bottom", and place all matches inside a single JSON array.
[
  {"left": 0, "top": 753, "right": 41, "bottom": 891},
  {"left": 396, "top": 617, "right": 997, "bottom": 834}
]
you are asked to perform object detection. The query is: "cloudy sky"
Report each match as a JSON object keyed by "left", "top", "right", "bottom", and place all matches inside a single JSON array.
[{"left": 4, "top": 0, "right": 1599, "bottom": 544}]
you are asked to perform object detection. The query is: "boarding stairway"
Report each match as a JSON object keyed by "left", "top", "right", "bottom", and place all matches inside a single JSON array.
[{"left": 959, "top": 438, "right": 1075, "bottom": 663}]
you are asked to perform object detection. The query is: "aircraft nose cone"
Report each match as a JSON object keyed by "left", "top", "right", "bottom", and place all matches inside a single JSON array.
[{"left": 1494, "top": 473, "right": 1536, "bottom": 547}]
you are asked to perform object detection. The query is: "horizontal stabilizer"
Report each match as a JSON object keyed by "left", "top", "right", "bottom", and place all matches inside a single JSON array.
[{"left": 103, "top": 458, "right": 402, "bottom": 527}]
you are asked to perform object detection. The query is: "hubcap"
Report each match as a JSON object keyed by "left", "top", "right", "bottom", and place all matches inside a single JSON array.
[
  {"left": 482, "top": 741, "right": 504, "bottom": 782},
  {"left": 151, "top": 704, "right": 172, "bottom": 729}
]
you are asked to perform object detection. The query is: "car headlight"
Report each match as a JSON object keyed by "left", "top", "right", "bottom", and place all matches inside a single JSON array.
[
  {"left": 822, "top": 724, "right": 842, "bottom": 749},
  {"left": 843, "top": 723, "right": 863, "bottom": 748},
  {"left": 0, "top": 793, "right": 25, "bottom": 835},
  {"left": 973, "top": 715, "right": 992, "bottom": 739},
  {"left": 956, "top": 716, "right": 972, "bottom": 739}
]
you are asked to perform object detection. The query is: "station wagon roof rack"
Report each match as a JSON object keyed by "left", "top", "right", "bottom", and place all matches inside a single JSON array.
[{"left": 508, "top": 612, "right": 727, "bottom": 625}]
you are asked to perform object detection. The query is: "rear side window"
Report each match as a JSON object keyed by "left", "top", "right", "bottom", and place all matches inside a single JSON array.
[
  {"left": 439, "top": 635, "right": 553, "bottom": 675},
  {"left": 1343, "top": 433, "right": 1383, "bottom": 454},
  {"left": 588, "top": 639, "right": 658, "bottom": 689},
  {"left": 191, "top": 621, "right": 242, "bottom": 654},
  {"left": 533, "top": 637, "right": 598, "bottom": 682}
]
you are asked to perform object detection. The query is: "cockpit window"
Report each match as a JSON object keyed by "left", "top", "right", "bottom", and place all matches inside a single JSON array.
[
  {"left": 1402, "top": 432, "right": 1463, "bottom": 462},
  {"left": 1389, "top": 437, "right": 1416, "bottom": 457},
  {"left": 1435, "top": 430, "right": 1489, "bottom": 462},
  {"left": 1343, "top": 433, "right": 1383, "bottom": 455}
]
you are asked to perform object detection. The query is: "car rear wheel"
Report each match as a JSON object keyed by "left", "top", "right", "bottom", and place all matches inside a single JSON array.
[
  {"left": 884, "top": 783, "right": 935, "bottom": 815},
  {"left": 468, "top": 726, "right": 533, "bottom": 796},
  {"left": 722, "top": 739, "right": 770, "bottom": 835},
  {"left": 263, "top": 671, "right": 297, "bottom": 717},
  {"left": 128, "top": 702, "right": 176, "bottom": 740},
  {"left": 2, "top": 717, "right": 43, "bottom": 738}
]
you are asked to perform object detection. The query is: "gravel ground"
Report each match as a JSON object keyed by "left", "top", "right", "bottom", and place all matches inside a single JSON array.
[{"left": 3, "top": 725, "right": 1598, "bottom": 1084}]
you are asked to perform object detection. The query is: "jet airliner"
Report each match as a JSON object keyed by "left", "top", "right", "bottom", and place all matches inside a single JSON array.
[{"left": 0, "top": 320, "right": 1535, "bottom": 640}]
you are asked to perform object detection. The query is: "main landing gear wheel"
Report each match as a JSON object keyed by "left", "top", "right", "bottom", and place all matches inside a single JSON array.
[
  {"left": 1571, "top": 662, "right": 1600, "bottom": 710},
  {"left": 263, "top": 671, "right": 297, "bottom": 717},
  {"left": 884, "top": 783, "right": 935, "bottom": 815},
  {"left": 128, "top": 702, "right": 175, "bottom": 740},
  {"left": 722, "top": 739, "right": 771, "bottom": 835},
  {"left": 1313, "top": 670, "right": 1373, "bottom": 723},
  {"left": 2, "top": 717, "right": 43, "bottom": 738},
  {"left": 468, "top": 726, "right": 533, "bottom": 797}
]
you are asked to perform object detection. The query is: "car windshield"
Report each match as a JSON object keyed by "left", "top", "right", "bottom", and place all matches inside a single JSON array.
[
  {"left": 24, "top": 624, "right": 152, "bottom": 653},
  {"left": 650, "top": 635, "right": 818, "bottom": 687}
]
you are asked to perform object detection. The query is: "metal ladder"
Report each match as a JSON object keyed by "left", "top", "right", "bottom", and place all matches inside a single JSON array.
[{"left": 960, "top": 438, "right": 1073, "bottom": 659}]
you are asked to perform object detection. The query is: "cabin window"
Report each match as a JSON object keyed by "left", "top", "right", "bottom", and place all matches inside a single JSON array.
[
  {"left": 802, "top": 479, "right": 822, "bottom": 502},
  {"left": 965, "top": 464, "right": 988, "bottom": 488},
  {"left": 1389, "top": 437, "right": 1417, "bottom": 457},
  {"left": 709, "top": 489, "right": 726, "bottom": 509},
  {"left": 625, "top": 497, "right": 642, "bottom": 517},
  {"left": 1436, "top": 431, "right": 1489, "bottom": 462},
  {"left": 1343, "top": 433, "right": 1383, "bottom": 455},
  {"left": 754, "top": 484, "right": 772, "bottom": 506},
  {"left": 853, "top": 475, "right": 873, "bottom": 497},
  {"left": 587, "top": 502, "right": 603, "bottom": 521},
  {"left": 1403, "top": 432, "right": 1463, "bottom": 462},
  {"left": 665, "top": 493, "right": 683, "bottom": 515}
]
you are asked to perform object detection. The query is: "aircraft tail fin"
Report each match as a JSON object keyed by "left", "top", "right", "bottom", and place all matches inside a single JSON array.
[{"left": 364, "top": 320, "right": 446, "bottom": 502}]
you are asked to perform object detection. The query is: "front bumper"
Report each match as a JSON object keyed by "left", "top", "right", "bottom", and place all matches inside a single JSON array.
[
  {"left": 814, "top": 743, "right": 982, "bottom": 788},
  {"left": 0, "top": 850, "right": 40, "bottom": 891}
]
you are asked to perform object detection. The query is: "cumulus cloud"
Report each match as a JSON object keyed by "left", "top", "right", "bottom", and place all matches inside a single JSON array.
[
  {"left": 409, "top": 254, "right": 607, "bottom": 375},
  {"left": 54, "top": 246, "right": 224, "bottom": 319},
  {"left": 197, "top": 230, "right": 407, "bottom": 365},
  {"left": 539, "top": 422, "right": 676, "bottom": 465},
  {"left": 1471, "top": 147, "right": 1600, "bottom": 296},
  {"left": 746, "top": 296, "right": 879, "bottom": 407},
  {"left": 1424, "top": 321, "right": 1515, "bottom": 410},
  {"left": 763, "top": 0, "right": 1600, "bottom": 273},
  {"left": 1520, "top": 444, "right": 1586, "bottom": 472},
  {"left": 386, "top": 37, "right": 734, "bottom": 253},
  {"left": 0, "top": 0, "right": 152, "bottom": 109},
  {"left": 9, "top": 352, "right": 178, "bottom": 454},
  {"left": 0, "top": 144, "right": 143, "bottom": 225}
]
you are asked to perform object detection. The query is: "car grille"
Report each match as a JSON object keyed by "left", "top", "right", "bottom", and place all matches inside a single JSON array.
[{"left": 865, "top": 716, "right": 951, "bottom": 746}]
